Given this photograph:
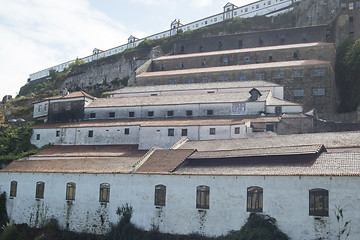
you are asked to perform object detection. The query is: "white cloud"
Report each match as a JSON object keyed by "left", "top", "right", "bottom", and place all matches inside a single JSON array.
[{"left": 0, "top": 0, "right": 130, "bottom": 98}]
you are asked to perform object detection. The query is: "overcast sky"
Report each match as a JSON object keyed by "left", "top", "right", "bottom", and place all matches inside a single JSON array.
[{"left": 0, "top": 0, "right": 255, "bottom": 99}]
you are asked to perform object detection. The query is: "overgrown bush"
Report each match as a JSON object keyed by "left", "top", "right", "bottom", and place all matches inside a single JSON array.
[{"left": 0, "top": 192, "right": 8, "bottom": 235}]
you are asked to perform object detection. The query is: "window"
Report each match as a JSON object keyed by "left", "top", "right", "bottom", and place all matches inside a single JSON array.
[
  {"left": 247, "top": 186, "right": 263, "bottom": 212},
  {"left": 349, "top": 2, "right": 354, "bottom": 10},
  {"left": 234, "top": 127, "right": 240, "bottom": 134},
  {"left": 65, "top": 102, "right": 71, "bottom": 110},
  {"left": 168, "top": 129, "right": 174, "bottom": 136},
  {"left": 268, "top": 54, "right": 273, "bottom": 61},
  {"left": 223, "top": 57, "right": 228, "bottom": 65},
  {"left": 309, "top": 189, "right": 328, "bottom": 216},
  {"left": 275, "top": 106, "right": 282, "bottom": 116},
  {"left": 44, "top": 103, "right": 47, "bottom": 111},
  {"left": 161, "top": 64, "right": 164, "bottom": 70},
  {"left": 186, "top": 110, "right": 193, "bottom": 116},
  {"left": 66, "top": 182, "right": 76, "bottom": 201},
  {"left": 202, "top": 77, "right": 210, "bottom": 83},
  {"left": 155, "top": 185, "right": 166, "bottom": 206},
  {"left": 88, "top": 130, "right": 93, "bottom": 137},
  {"left": 38, "top": 105, "right": 42, "bottom": 112},
  {"left": 207, "top": 110, "right": 213, "bottom": 116},
  {"left": 35, "top": 181, "right": 45, "bottom": 199},
  {"left": 196, "top": 185, "right": 210, "bottom": 209},
  {"left": 148, "top": 111, "right": 154, "bottom": 117},
  {"left": 53, "top": 103, "right": 58, "bottom": 110},
  {"left": 294, "top": 70, "right": 303, "bottom": 78},
  {"left": 302, "top": 33, "right": 308, "bottom": 42},
  {"left": 313, "top": 88, "right": 325, "bottom": 96},
  {"left": 56, "top": 130, "right": 60, "bottom": 137},
  {"left": 274, "top": 72, "right": 284, "bottom": 79},
  {"left": 90, "top": 113, "right": 96, "bottom": 118},
  {"left": 10, "top": 181, "right": 17, "bottom": 197},
  {"left": 180, "top": 46, "right": 185, "bottom": 53},
  {"left": 109, "top": 112, "right": 115, "bottom": 118},
  {"left": 124, "top": 128, "right": 130, "bottom": 135},
  {"left": 293, "top": 52, "right": 298, "bottom": 59},
  {"left": 238, "top": 74, "right": 246, "bottom": 81},
  {"left": 318, "top": 50, "right": 324, "bottom": 57},
  {"left": 219, "top": 76, "right": 228, "bottom": 82},
  {"left": 255, "top": 73, "right": 265, "bottom": 80},
  {"left": 218, "top": 41, "right": 223, "bottom": 49},
  {"left": 36, "top": 134, "right": 40, "bottom": 140},
  {"left": 167, "top": 111, "right": 174, "bottom": 117},
  {"left": 209, "top": 128, "right": 216, "bottom": 135},
  {"left": 169, "top": 79, "right": 177, "bottom": 84},
  {"left": 99, "top": 183, "right": 110, "bottom": 203},
  {"left": 146, "top": 81, "right": 154, "bottom": 86},
  {"left": 238, "top": 40, "right": 243, "bottom": 49},
  {"left": 199, "top": 46, "right": 204, "bottom": 52},
  {"left": 294, "top": 89, "right": 304, "bottom": 97},
  {"left": 244, "top": 56, "right": 250, "bottom": 63},
  {"left": 187, "top": 78, "right": 194, "bottom": 84},
  {"left": 180, "top": 62, "right": 184, "bottom": 69},
  {"left": 181, "top": 129, "right": 188, "bottom": 136},
  {"left": 129, "top": 112, "right": 135, "bottom": 118},
  {"left": 266, "top": 124, "right": 275, "bottom": 132},
  {"left": 314, "top": 69, "right": 325, "bottom": 77},
  {"left": 201, "top": 59, "right": 205, "bottom": 66}
]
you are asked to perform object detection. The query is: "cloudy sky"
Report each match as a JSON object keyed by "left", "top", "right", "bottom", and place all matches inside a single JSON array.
[{"left": 0, "top": 0, "right": 254, "bottom": 99}]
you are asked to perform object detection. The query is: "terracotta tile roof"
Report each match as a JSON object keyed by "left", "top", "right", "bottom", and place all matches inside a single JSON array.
[
  {"left": 155, "top": 42, "right": 334, "bottom": 61},
  {"left": 178, "top": 131, "right": 360, "bottom": 151},
  {"left": 137, "top": 60, "right": 332, "bottom": 78},
  {"left": 175, "top": 151, "right": 360, "bottom": 176},
  {"left": 136, "top": 149, "right": 196, "bottom": 173},
  {"left": 110, "top": 81, "right": 280, "bottom": 95},
  {"left": 86, "top": 91, "right": 269, "bottom": 108}
]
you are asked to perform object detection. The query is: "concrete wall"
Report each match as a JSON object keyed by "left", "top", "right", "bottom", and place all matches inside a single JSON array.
[
  {"left": 33, "top": 101, "right": 49, "bottom": 119},
  {"left": 1, "top": 172, "right": 359, "bottom": 239}
]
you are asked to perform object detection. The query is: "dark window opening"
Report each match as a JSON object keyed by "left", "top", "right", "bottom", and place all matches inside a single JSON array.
[
  {"left": 36, "top": 134, "right": 40, "bottom": 140},
  {"left": 196, "top": 185, "right": 210, "bottom": 209},
  {"left": 109, "top": 112, "right": 115, "bottom": 118},
  {"left": 181, "top": 129, "right": 188, "bottom": 136},
  {"left": 167, "top": 111, "right": 174, "bottom": 117},
  {"left": 199, "top": 45, "right": 203, "bottom": 52},
  {"left": 234, "top": 127, "right": 240, "bottom": 134},
  {"left": 88, "top": 130, "right": 93, "bottom": 137},
  {"left": 90, "top": 113, "right": 96, "bottom": 118},
  {"left": 56, "top": 131, "right": 60, "bottom": 137},
  {"left": 99, "top": 183, "right": 110, "bottom": 203},
  {"left": 293, "top": 52, "right": 298, "bottom": 59},
  {"left": 148, "top": 111, "right": 154, "bottom": 117},
  {"left": 210, "top": 128, "right": 216, "bottom": 135},
  {"left": 275, "top": 106, "right": 282, "bottom": 116},
  {"left": 186, "top": 110, "right": 193, "bottom": 116},
  {"left": 238, "top": 40, "right": 243, "bottom": 49},
  {"left": 66, "top": 182, "right": 76, "bottom": 201},
  {"left": 247, "top": 186, "right": 263, "bottom": 212},
  {"left": 155, "top": 185, "right": 166, "bottom": 206},
  {"left": 259, "top": 37, "right": 264, "bottom": 46},
  {"left": 218, "top": 41, "right": 223, "bottom": 49},
  {"left": 129, "top": 112, "right": 135, "bottom": 117},
  {"left": 124, "top": 128, "right": 130, "bottom": 135},
  {"left": 207, "top": 110, "right": 214, "bottom": 116},
  {"left": 36, "top": 181, "right": 45, "bottom": 199},
  {"left": 10, "top": 181, "right": 17, "bottom": 197},
  {"left": 268, "top": 54, "right": 273, "bottom": 61},
  {"left": 266, "top": 125, "right": 275, "bottom": 132},
  {"left": 309, "top": 189, "right": 328, "bottom": 216},
  {"left": 168, "top": 129, "right": 175, "bottom": 136}
]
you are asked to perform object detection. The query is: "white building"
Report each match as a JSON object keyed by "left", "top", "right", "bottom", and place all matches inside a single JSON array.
[{"left": 1, "top": 131, "right": 360, "bottom": 239}]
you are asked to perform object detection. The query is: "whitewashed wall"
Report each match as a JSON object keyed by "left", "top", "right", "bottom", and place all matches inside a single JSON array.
[
  {"left": 33, "top": 101, "right": 49, "bottom": 119},
  {"left": 1, "top": 172, "right": 359, "bottom": 239}
]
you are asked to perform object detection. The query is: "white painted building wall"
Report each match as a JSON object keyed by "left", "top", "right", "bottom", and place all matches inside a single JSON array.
[
  {"left": 28, "top": 0, "right": 293, "bottom": 82},
  {"left": 266, "top": 105, "right": 303, "bottom": 114},
  {"left": 1, "top": 172, "right": 359, "bottom": 239},
  {"left": 33, "top": 101, "right": 49, "bottom": 119}
]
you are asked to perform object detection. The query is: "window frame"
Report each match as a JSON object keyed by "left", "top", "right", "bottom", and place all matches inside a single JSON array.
[
  {"left": 167, "top": 110, "right": 174, "bottom": 117},
  {"left": 168, "top": 128, "right": 175, "bottom": 136},
  {"left": 186, "top": 110, "right": 193, "bottom": 116},
  {"left": 124, "top": 128, "right": 130, "bottom": 135},
  {"left": 196, "top": 185, "right": 210, "bottom": 209},
  {"left": 88, "top": 130, "right": 94, "bottom": 138},
  {"left": 129, "top": 111, "right": 135, "bottom": 118},
  {"left": 10, "top": 181, "right": 17, "bottom": 198},
  {"left": 181, "top": 129, "right": 188, "bottom": 136},
  {"left": 90, "top": 112, "right": 96, "bottom": 119},
  {"left": 99, "top": 183, "right": 110, "bottom": 203},
  {"left": 309, "top": 188, "right": 329, "bottom": 216},
  {"left": 247, "top": 186, "right": 263, "bottom": 212},
  {"left": 109, "top": 112, "right": 115, "bottom": 118},
  {"left": 154, "top": 184, "right": 166, "bottom": 206},
  {"left": 66, "top": 182, "right": 76, "bottom": 201},
  {"left": 35, "top": 181, "right": 45, "bottom": 199},
  {"left": 209, "top": 128, "right": 216, "bottom": 135},
  {"left": 207, "top": 110, "right": 214, "bottom": 116}
]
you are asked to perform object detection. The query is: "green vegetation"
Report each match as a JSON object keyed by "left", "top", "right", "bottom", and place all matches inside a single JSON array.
[
  {"left": 0, "top": 192, "right": 8, "bottom": 236},
  {"left": 0, "top": 203, "right": 289, "bottom": 240},
  {"left": 336, "top": 38, "right": 360, "bottom": 112}
]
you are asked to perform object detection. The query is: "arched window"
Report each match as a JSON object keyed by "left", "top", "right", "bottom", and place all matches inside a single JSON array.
[
  {"left": 309, "top": 188, "right": 328, "bottom": 216},
  {"left": 154, "top": 184, "right": 166, "bottom": 206},
  {"left": 196, "top": 185, "right": 210, "bottom": 209},
  {"left": 10, "top": 181, "right": 17, "bottom": 197},
  {"left": 35, "top": 181, "right": 45, "bottom": 199},
  {"left": 99, "top": 183, "right": 110, "bottom": 203},
  {"left": 66, "top": 182, "right": 76, "bottom": 201},
  {"left": 247, "top": 186, "right": 263, "bottom": 212}
]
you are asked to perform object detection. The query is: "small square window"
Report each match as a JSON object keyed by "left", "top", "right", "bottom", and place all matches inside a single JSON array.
[
  {"left": 181, "top": 129, "right": 188, "bottom": 136},
  {"left": 234, "top": 127, "right": 240, "bottom": 134},
  {"left": 294, "top": 70, "right": 303, "bottom": 78},
  {"left": 129, "top": 112, "right": 135, "bottom": 117},
  {"left": 210, "top": 128, "right": 216, "bottom": 135},
  {"left": 169, "top": 79, "right": 177, "bottom": 84},
  {"left": 36, "top": 134, "right": 40, "bottom": 140},
  {"left": 186, "top": 78, "right": 194, "bottom": 84},
  {"left": 167, "top": 111, "right": 174, "bottom": 117},
  {"left": 148, "top": 111, "right": 154, "bottom": 117},
  {"left": 124, "top": 128, "right": 130, "bottom": 135},
  {"left": 186, "top": 110, "right": 193, "bottom": 116},
  {"left": 44, "top": 103, "right": 47, "bottom": 111},
  {"left": 88, "top": 130, "right": 93, "bottom": 138},
  {"left": 266, "top": 125, "right": 275, "bottom": 132},
  {"left": 90, "top": 113, "right": 96, "bottom": 118},
  {"left": 109, "top": 112, "right": 115, "bottom": 118},
  {"left": 207, "top": 110, "right": 213, "bottom": 116},
  {"left": 168, "top": 129, "right": 175, "bottom": 136}
]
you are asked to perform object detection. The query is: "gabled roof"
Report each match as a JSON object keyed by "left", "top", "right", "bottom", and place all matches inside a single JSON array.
[{"left": 34, "top": 91, "right": 95, "bottom": 103}]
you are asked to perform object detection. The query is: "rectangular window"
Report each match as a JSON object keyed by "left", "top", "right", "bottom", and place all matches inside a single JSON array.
[
  {"left": 234, "top": 127, "right": 240, "bottom": 134},
  {"left": 341, "top": 3, "right": 346, "bottom": 9},
  {"left": 168, "top": 129, "right": 174, "bottom": 136},
  {"left": 65, "top": 102, "right": 71, "bottom": 110},
  {"left": 294, "top": 89, "right": 305, "bottom": 97},
  {"left": 207, "top": 110, "right": 213, "bottom": 116},
  {"left": 196, "top": 185, "right": 210, "bottom": 209},
  {"left": 238, "top": 74, "right": 246, "bottom": 81},
  {"left": 90, "top": 113, "right": 96, "bottom": 118},
  {"left": 169, "top": 79, "right": 176, "bottom": 84},
  {"left": 186, "top": 78, "right": 194, "bottom": 84},
  {"left": 275, "top": 106, "right": 282, "bottom": 116},
  {"left": 244, "top": 56, "right": 250, "bottom": 63},
  {"left": 146, "top": 81, "right": 154, "bottom": 86},
  {"left": 313, "top": 88, "right": 325, "bottom": 96},
  {"left": 314, "top": 69, "right": 325, "bottom": 77},
  {"left": 66, "top": 182, "right": 76, "bottom": 201},
  {"left": 10, "top": 181, "right": 17, "bottom": 197},
  {"left": 56, "top": 130, "right": 60, "bottom": 137},
  {"left": 223, "top": 57, "right": 229, "bottom": 65},
  {"left": 167, "top": 111, "right": 174, "bottom": 117},
  {"left": 318, "top": 50, "right": 324, "bottom": 57},
  {"left": 181, "top": 129, "right": 188, "bottom": 136},
  {"left": 88, "top": 130, "right": 93, "bottom": 137},
  {"left": 309, "top": 189, "right": 329, "bottom": 216},
  {"left": 294, "top": 70, "right": 304, "bottom": 78},
  {"left": 219, "top": 76, "right": 228, "bottom": 82},
  {"left": 209, "top": 128, "right": 216, "bottom": 135},
  {"left": 124, "top": 128, "right": 130, "bottom": 135},
  {"left": 202, "top": 77, "right": 210, "bottom": 83},
  {"left": 155, "top": 185, "right": 166, "bottom": 206},
  {"left": 266, "top": 124, "right": 275, "bottom": 132},
  {"left": 274, "top": 72, "right": 284, "bottom": 79},
  {"left": 186, "top": 110, "right": 193, "bottom": 116},
  {"left": 35, "top": 181, "right": 45, "bottom": 199},
  {"left": 247, "top": 187, "right": 263, "bottom": 212},
  {"left": 38, "top": 105, "right": 42, "bottom": 112},
  {"left": 36, "top": 134, "right": 40, "bottom": 140},
  {"left": 255, "top": 73, "right": 265, "bottom": 80},
  {"left": 109, "top": 112, "right": 115, "bottom": 118},
  {"left": 129, "top": 112, "right": 135, "bottom": 117},
  {"left": 99, "top": 183, "right": 110, "bottom": 203},
  {"left": 148, "top": 111, "right": 154, "bottom": 117}
]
